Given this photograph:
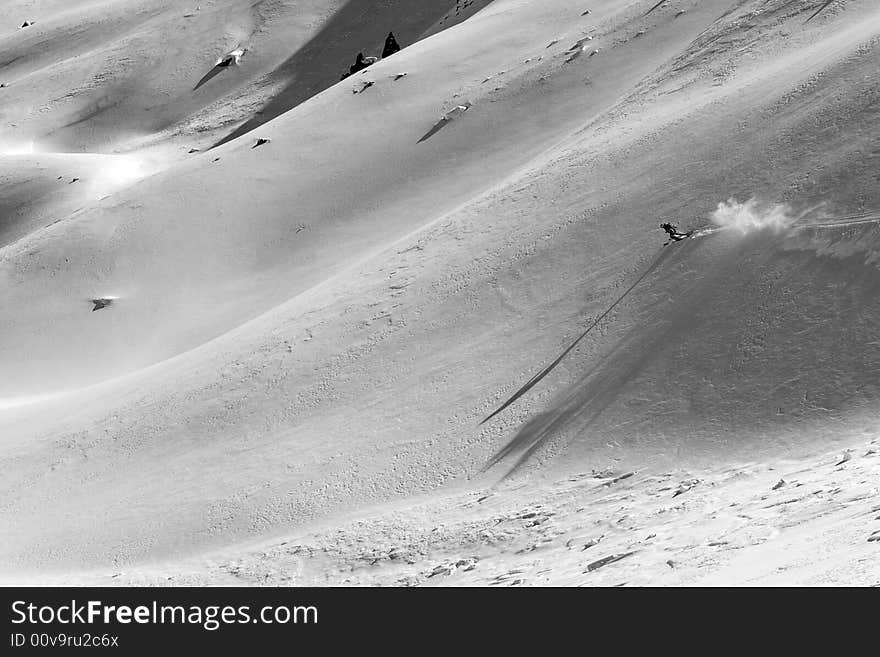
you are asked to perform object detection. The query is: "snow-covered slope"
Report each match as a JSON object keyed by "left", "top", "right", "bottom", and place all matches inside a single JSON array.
[{"left": 1, "top": 0, "right": 878, "bottom": 583}]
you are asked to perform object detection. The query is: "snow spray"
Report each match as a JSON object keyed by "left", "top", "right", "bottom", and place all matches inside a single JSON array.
[{"left": 711, "top": 197, "right": 796, "bottom": 235}]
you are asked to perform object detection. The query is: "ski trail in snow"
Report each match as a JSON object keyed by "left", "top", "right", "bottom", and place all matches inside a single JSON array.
[
  {"left": 690, "top": 227, "right": 722, "bottom": 238},
  {"left": 793, "top": 212, "right": 880, "bottom": 230}
]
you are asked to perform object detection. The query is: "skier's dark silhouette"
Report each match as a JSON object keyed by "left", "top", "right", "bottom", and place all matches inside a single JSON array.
[
  {"left": 660, "top": 222, "right": 689, "bottom": 242},
  {"left": 382, "top": 32, "right": 401, "bottom": 58}
]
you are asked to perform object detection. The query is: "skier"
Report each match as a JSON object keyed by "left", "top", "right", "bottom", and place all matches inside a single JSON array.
[
  {"left": 660, "top": 222, "right": 690, "bottom": 243},
  {"left": 382, "top": 32, "right": 401, "bottom": 58}
]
